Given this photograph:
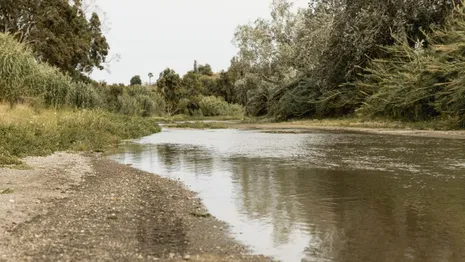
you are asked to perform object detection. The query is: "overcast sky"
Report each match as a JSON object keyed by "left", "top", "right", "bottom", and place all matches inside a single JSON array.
[{"left": 91, "top": 0, "right": 309, "bottom": 84}]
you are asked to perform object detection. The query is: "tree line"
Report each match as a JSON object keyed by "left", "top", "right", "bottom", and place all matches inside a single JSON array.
[
  {"left": 3, "top": 0, "right": 465, "bottom": 127},
  {"left": 227, "top": 0, "right": 465, "bottom": 127}
]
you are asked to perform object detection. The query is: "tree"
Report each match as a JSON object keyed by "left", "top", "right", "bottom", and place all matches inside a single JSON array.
[
  {"left": 148, "top": 72, "right": 154, "bottom": 85},
  {"left": 198, "top": 64, "right": 213, "bottom": 76},
  {"left": 0, "top": 0, "right": 110, "bottom": 78},
  {"left": 156, "top": 69, "right": 182, "bottom": 113},
  {"left": 297, "top": 0, "right": 459, "bottom": 117},
  {"left": 232, "top": 0, "right": 304, "bottom": 116},
  {"left": 230, "top": 0, "right": 459, "bottom": 119},
  {"left": 193, "top": 60, "right": 198, "bottom": 73},
  {"left": 182, "top": 71, "right": 204, "bottom": 97},
  {"left": 87, "top": 12, "right": 110, "bottom": 73},
  {"left": 130, "top": 75, "right": 142, "bottom": 86},
  {"left": 234, "top": 0, "right": 303, "bottom": 83}
]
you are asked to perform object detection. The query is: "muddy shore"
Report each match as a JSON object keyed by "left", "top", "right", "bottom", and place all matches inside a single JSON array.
[
  {"left": 0, "top": 153, "right": 267, "bottom": 261},
  {"left": 234, "top": 122, "right": 465, "bottom": 140}
]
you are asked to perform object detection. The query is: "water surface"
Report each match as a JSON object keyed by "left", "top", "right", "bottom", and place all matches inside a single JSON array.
[{"left": 110, "top": 128, "right": 465, "bottom": 262}]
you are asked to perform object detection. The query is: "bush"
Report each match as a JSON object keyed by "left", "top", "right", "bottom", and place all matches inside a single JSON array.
[
  {"left": 68, "top": 82, "right": 103, "bottom": 109},
  {"left": 36, "top": 64, "right": 74, "bottom": 108},
  {"left": 100, "top": 85, "right": 165, "bottom": 117},
  {"left": 197, "top": 95, "right": 245, "bottom": 117},
  {"left": 116, "top": 94, "right": 139, "bottom": 116}
]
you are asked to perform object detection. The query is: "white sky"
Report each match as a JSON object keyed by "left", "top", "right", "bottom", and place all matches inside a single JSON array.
[{"left": 91, "top": 0, "right": 309, "bottom": 84}]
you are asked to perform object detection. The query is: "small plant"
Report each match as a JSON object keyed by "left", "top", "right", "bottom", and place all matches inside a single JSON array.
[{"left": 1, "top": 188, "right": 14, "bottom": 194}]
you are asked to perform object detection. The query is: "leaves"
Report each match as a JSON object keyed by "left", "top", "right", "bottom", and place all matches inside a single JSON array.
[
  {"left": 0, "top": 0, "right": 110, "bottom": 78},
  {"left": 130, "top": 75, "right": 142, "bottom": 86}
]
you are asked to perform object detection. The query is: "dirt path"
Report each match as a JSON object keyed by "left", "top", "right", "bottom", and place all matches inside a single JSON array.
[
  {"left": 235, "top": 122, "right": 465, "bottom": 140},
  {"left": 0, "top": 153, "right": 267, "bottom": 262}
]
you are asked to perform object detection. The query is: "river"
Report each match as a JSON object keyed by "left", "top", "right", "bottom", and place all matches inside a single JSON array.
[{"left": 109, "top": 127, "right": 465, "bottom": 262}]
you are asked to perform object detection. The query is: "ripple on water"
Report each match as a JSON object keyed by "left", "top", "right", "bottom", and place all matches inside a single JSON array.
[{"left": 111, "top": 128, "right": 465, "bottom": 262}]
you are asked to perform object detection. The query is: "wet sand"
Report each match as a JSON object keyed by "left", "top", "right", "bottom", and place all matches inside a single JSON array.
[
  {"left": 0, "top": 153, "right": 267, "bottom": 261},
  {"left": 235, "top": 122, "right": 465, "bottom": 140}
]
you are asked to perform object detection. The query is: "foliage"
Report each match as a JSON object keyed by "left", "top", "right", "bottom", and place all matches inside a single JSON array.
[
  {"left": 293, "top": 0, "right": 458, "bottom": 118},
  {"left": 130, "top": 75, "right": 142, "bottom": 86},
  {"left": 156, "top": 68, "right": 182, "bottom": 114},
  {"left": 148, "top": 72, "right": 154, "bottom": 85},
  {"left": 0, "top": 0, "right": 109, "bottom": 78},
  {"left": 228, "top": 0, "right": 460, "bottom": 122},
  {"left": 69, "top": 82, "right": 103, "bottom": 109},
  {"left": 198, "top": 64, "right": 214, "bottom": 76},
  {"left": 182, "top": 71, "right": 206, "bottom": 97},
  {"left": 0, "top": 33, "right": 166, "bottom": 118},
  {"left": 0, "top": 104, "right": 160, "bottom": 165},
  {"left": 105, "top": 85, "right": 165, "bottom": 117},
  {"left": 233, "top": 0, "right": 302, "bottom": 82},
  {"left": 356, "top": 3, "right": 465, "bottom": 127},
  {"left": 231, "top": 0, "right": 321, "bottom": 117},
  {"left": 197, "top": 95, "right": 245, "bottom": 117},
  {"left": 0, "top": 33, "right": 36, "bottom": 105}
]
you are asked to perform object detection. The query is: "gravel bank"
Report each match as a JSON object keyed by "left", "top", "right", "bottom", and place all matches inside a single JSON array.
[{"left": 0, "top": 153, "right": 267, "bottom": 261}]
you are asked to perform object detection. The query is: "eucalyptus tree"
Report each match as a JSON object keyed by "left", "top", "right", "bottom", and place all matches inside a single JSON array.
[
  {"left": 0, "top": 0, "right": 109, "bottom": 79},
  {"left": 232, "top": 0, "right": 306, "bottom": 115}
]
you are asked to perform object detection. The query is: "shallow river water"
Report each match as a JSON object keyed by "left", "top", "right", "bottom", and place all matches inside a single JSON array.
[{"left": 109, "top": 128, "right": 465, "bottom": 262}]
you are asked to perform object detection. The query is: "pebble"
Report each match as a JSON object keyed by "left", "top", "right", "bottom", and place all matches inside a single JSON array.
[{"left": 183, "top": 254, "right": 190, "bottom": 260}]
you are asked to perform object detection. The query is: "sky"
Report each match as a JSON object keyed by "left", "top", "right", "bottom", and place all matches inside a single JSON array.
[{"left": 90, "top": 0, "right": 309, "bottom": 84}]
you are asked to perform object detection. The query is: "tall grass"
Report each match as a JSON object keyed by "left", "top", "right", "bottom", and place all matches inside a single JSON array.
[
  {"left": 0, "top": 33, "right": 37, "bottom": 105},
  {"left": 0, "top": 33, "right": 102, "bottom": 109},
  {"left": 0, "top": 33, "right": 166, "bottom": 116},
  {"left": 0, "top": 104, "right": 160, "bottom": 165}
]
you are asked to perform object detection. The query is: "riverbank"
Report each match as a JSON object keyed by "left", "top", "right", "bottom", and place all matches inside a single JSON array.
[
  {"left": 160, "top": 118, "right": 465, "bottom": 140},
  {"left": 0, "top": 104, "right": 161, "bottom": 166},
  {"left": 231, "top": 119, "right": 465, "bottom": 140},
  {"left": 0, "top": 153, "right": 267, "bottom": 261}
]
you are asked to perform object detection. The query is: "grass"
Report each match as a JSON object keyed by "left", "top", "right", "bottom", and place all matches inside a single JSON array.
[{"left": 0, "top": 104, "right": 161, "bottom": 166}]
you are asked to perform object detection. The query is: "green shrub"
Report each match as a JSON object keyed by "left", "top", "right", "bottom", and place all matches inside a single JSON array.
[
  {"left": 135, "top": 94, "right": 157, "bottom": 117},
  {"left": 197, "top": 95, "right": 245, "bottom": 117},
  {"left": 102, "top": 85, "right": 165, "bottom": 117},
  {"left": 116, "top": 94, "right": 139, "bottom": 116},
  {"left": 36, "top": 64, "right": 74, "bottom": 108},
  {"left": 69, "top": 82, "right": 103, "bottom": 109}
]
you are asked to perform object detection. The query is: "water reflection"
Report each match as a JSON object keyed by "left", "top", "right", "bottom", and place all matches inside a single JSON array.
[{"left": 110, "top": 128, "right": 465, "bottom": 262}]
